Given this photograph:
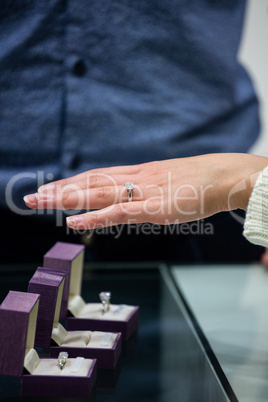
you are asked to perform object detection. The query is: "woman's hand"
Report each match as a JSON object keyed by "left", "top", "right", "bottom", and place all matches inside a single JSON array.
[{"left": 23, "top": 153, "right": 268, "bottom": 230}]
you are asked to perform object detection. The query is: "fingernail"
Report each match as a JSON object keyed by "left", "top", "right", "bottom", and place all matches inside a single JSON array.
[
  {"left": 36, "top": 192, "right": 54, "bottom": 201},
  {"left": 38, "top": 183, "right": 55, "bottom": 193},
  {"left": 23, "top": 194, "right": 37, "bottom": 205},
  {"left": 66, "top": 216, "right": 84, "bottom": 226}
]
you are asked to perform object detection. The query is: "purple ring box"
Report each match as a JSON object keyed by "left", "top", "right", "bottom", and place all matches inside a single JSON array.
[
  {"left": 43, "top": 242, "right": 139, "bottom": 340},
  {"left": 0, "top": 291, "right": 97, "bottom": 397},
  {"left": 27, "top": 267, "right": 66, "bottom": 349},
  {"left": 43, "top": 242, "right": 85, "bottom": 320},
  {"left": 28, "top": 267, "right": 122, "bottom": 369},
  {"left": 49, "top": 332, "right": 122, "bottom": 370},
  {"left": 67, "top": 305, "right": 139, "bottom": 340}
]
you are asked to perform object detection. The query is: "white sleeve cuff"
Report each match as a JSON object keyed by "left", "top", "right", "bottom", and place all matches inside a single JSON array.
[{"left": 243, "top": 166, "right": 268, "bottom": 248}]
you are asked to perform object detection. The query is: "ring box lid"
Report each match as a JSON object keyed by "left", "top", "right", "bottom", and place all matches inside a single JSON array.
[
  {"left": 0, "top": 291, "right": 40, "bottom": 377},
  {"left": 28, "top": 267, "right": 65, "bottom": 348},
  {"left": 43, "top": 242, "right": 85, "bottom": 319}
]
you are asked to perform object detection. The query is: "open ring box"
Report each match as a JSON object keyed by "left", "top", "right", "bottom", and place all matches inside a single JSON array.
[
  {"left": 43, "top": 242, "right": 139, "bottom": 340},
  {"left": 0, "top": 291, "right": 97, "bottom": 397},
  {"left": 28, "top": 267, "right": 122, "bottom": 369}
]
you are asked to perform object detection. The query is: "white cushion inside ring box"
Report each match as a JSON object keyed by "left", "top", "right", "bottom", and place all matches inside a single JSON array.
[
  {"left": 68, "top": 294, "right": 87, "bottom": 317},
  {"left": 52, "top": 322, "right": 117, "bottom": 349},
  {"left": 24, "top": 348, "right": 93, "bottom": 377},
  {"left": 85, "top": 331, "right": 117, "bottom": 349},
  {"left": 52, "top": 323, "right": 92, "bottom": 347},
  {"left": 68, "top": 295, "right": 135, "bottom": 321}
]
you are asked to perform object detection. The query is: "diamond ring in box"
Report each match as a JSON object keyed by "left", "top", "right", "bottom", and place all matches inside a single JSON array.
[
  {"left": 58, "top": 351, "right": 68, "bottom": 370},
  {"left": 99, "top": 291, "right": 111, "bottom": 315}
]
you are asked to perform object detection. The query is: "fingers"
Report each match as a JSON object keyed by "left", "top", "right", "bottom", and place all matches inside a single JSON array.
[
  {"left": 36, "top": 186, "right": 127, "bottom": 210},
  {"left": 66, "top": 200, "right": 160, "bottom": 229},
  {"left": 24, "top": 171, "right": 142, "bottom": 209},
  {"left": 24, "top": 183, "right": 162, "bottom": 211},
  {"left": 37, "top": 165, "right": 142, "bottom": 194},
  {"left": 23, "top": 163, "right": 168, "bottom": 227}
]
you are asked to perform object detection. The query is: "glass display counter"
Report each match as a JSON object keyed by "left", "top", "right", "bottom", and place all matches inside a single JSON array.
[
  {"left": 171, "top": 264, "right": 268, "bottom": 402},
  {"left": 0, "top": 262, "right": 234, "bottom": 402}
]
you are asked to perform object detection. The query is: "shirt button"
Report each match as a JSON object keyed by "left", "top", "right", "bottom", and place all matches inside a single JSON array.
[
  {"left": 72, "top": 60, "right": 87, "bottom": 77},
  {"left": 70, "top": 154, "right": 80, "bottom": 170}
]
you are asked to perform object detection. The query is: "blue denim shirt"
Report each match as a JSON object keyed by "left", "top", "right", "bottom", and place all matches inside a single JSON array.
[{"left": 0, "top": 0, "right": 259, "bottom": 210}]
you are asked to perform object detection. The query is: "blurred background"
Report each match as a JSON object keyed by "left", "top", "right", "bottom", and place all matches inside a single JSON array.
[{"left": 241, "top": 0, "right": 268, "bottom": 157}]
